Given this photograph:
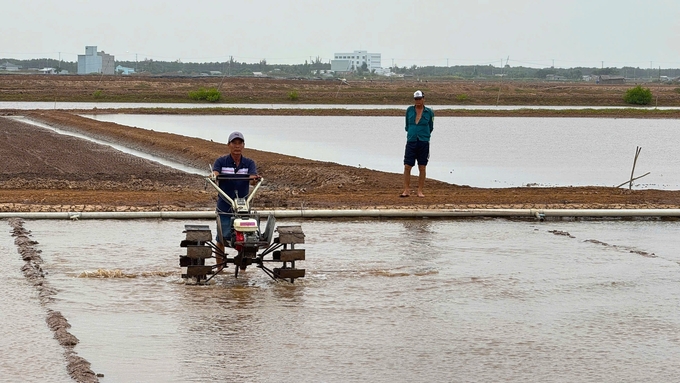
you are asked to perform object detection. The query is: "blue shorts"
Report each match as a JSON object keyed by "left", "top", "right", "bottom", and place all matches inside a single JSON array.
[{"left": 404, "top": 141, "right": 430, "bottom": 167}]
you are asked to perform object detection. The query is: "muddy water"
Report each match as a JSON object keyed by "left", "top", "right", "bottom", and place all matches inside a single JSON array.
[
  {"left": 7, "top": 101, "right": 680, "bottom": 110},
  {"left": 4, "top": 218, "right": 680, "bottom": 382},
  {"left": 87, "top": 115, "right": 680, "bottom": 189},
  {"left": 1, "top": 228, "right": 72, "bottom": 382}
]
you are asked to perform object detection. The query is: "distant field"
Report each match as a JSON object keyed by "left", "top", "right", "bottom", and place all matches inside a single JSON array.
[{"left": 2, "top": 74, "right": 680, "bottom": 106}]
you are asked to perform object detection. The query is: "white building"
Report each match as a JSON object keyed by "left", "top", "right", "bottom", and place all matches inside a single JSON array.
[
  {"left": 115, "top": 65, "right": 135, "bottom": 75},
  {"left": 331, "top": 50, "right": 381, "bottom": 73},
  {"left": 77, "top": 46, "right": 115, "bottom": 75}
]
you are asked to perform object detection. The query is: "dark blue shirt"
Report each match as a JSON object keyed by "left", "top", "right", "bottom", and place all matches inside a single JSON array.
[{"left": 212, "top": 155, "right": 257, "bottom": 212}]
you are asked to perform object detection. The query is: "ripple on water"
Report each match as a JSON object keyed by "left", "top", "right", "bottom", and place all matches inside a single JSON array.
[{"left": 10, "top": 218, "right": 680, "bottom": 382}]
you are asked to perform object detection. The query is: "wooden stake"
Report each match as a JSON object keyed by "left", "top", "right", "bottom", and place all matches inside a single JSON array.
[
  {"left": 616, "top": 146, "right": 650, "bottom": 189},
  {"left": 616, "top": 172, "right": 650, "bottom": 188},
  {"left": 629, "top": 146, "right": 642, "bottom": 189}
]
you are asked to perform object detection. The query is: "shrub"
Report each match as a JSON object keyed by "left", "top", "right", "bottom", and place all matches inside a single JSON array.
[
  {"left": 456, "top": 93, "right": 469, "bottom": 102},
  {"left": 93, "top": 90, "right": 103, "bottom": 99},
  {"left": 288, "top": 90, "right": 299, "bottom": 101},
  {"left": 188, "top": 87, "right": 221, "bottom": 102},
  {"left": 624, "top": 85, "right": 652, "bottom": 105}
]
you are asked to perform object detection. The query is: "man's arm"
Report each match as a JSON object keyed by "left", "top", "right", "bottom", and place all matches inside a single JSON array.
[
  {"left": 248, "top": 161, "right": 260, "bottom": 185},
  {"left": 405, "top": 107, "right": 410, "bottom": 131},
  {"left": 429, "top": 109, "right": 434, "bottom": 133}
]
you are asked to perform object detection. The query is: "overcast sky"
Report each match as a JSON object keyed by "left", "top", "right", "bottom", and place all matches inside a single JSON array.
[{"left": 2, "top": 0, "right": 678, "bottom": 68}]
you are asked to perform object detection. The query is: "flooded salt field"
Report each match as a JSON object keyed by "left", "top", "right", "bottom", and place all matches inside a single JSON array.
[
  {"left": 5, "top": 218, "right": 680, "bottom": 382},
  {"left": 87, "top": 114, "right": 680, "bottom": 190},
  {"left": 5, "top": 101, "right": 680, "bottom": 110}
]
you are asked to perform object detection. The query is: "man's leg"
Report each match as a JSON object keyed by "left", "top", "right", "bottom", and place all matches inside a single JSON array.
[
  {"left": 214, "top": 213, "right": 233, "bottom": 273},
  {"left": 402, "top": 165, "right": 413, "bottom": 196},
  {"left": 417, "top": 165, "right": 427, "bottom": 197}
]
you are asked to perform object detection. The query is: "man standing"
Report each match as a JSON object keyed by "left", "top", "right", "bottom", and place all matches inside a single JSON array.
[
  {"left": 212, "top": 131, "right": 259, "bottom": 266},
  {"left": 401, "top": 90, "right": 434, "bottom": 198}
]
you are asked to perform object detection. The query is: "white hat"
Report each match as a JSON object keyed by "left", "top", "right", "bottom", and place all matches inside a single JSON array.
[{"left": 413, "top": 90, "right": 424, "bottom": 99}]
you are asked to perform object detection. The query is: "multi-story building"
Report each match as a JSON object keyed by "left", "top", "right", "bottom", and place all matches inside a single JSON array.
[
  {"left": 331, "top": 50, "right": 381, "bottom": 73},
  {"left": 77, "top": 46, "right": 115, "bottom": 75}
]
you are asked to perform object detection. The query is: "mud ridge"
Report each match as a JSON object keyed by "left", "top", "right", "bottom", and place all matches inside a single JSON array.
[
  {"left": 548, "top": 230, "right": 575, "bottom": 238},
  {"left": 8, "top": 218, "right": 100, "bottom": 383},
  {"left": 547, "top": 229, "right": 658, "bottom": 258},
  {"left": 584, "top": 239, "right": 657, "bottom": 258}
]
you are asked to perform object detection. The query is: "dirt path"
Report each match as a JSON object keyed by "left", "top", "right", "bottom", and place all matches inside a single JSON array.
[{"left": 2, "top": 111, "right": 680, "bottom": 213}]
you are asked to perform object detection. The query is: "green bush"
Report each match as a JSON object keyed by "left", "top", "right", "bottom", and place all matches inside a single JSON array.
[
  {"left": 188, "top": 87, "right": 221, "bottom": 102},
  {"left": 288, "top": 90, "right": 299, "bottom": 101},
  {"left": 93, "top": 90, "right": 103, "bottom": 99},
  {"left": 456, "top": 93, "right": 469, "bottom": 102},
  {"left": 623, "top": 85, "right": 652, "bottom": 105}
]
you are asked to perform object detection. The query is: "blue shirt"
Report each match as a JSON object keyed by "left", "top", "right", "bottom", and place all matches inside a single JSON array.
[
  {"left": 212, "top": 155, "right": 257, "bottom": 212},
  {"left": 405, "top": 105, "right": 434, "bottom": 142}
]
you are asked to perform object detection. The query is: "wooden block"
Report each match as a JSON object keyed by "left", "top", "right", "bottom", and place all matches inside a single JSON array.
[
  {"left": 186, "top": 246, "right": 212, "bottom": 259},
  {"left": 278, "top": 249, "right": 305, "bottom": 261},
  {"left": 185, "top": 225, "right": 210, "bottom": 231},
  {"left": 276, "top": 226, "right": 305, "bottom": 244},
  {"left": 274, "top": 268, "right": 305, "bottom": 279},
  {"left": 179, "top": 256, "right": 191, "bottom": 267},
  {"left": 184, "top": 225, "right": 212, "bottom": 242},
  {"left": 180, "top": 240, "right": 200, "bottom": 247},
  {"left": 185, "top": 230, "right": 212, "bottom": 242},
  {"left": 184, "top": 265, "right": 213, "bottom": 277}
]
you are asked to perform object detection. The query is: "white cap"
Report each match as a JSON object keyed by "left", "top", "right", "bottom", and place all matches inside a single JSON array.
[{"left": 413, "top": 90, "right": 424, "bottom": 99}]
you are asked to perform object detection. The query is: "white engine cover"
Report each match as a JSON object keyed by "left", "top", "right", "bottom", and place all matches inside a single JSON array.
[{"left": 233, "top": 218, "right": 258, "bottom": 232}]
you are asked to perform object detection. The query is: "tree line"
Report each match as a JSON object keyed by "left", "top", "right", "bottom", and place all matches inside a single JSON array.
[{"left": 2, "top": 57, "right": 679, "bottom": 81}]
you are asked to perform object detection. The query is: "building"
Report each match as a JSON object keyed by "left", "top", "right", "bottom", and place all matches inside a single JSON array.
[
  {"left": 1, "top": 62, "right": 21, "bottom": 71},
  {"left": 596, "top": 75, "right": 625, "bottom": 84},
  {"left": 115, "top": 65, "right": 135, "bottom": 75},
  {"left": 331, "top": 50, "right": 381, "bottom": 73},
  {"left": 77, "top": 46, "right": 115, "bottom": 75},
  {"left": 330, "top": 59, "right": 352, "bottom": 73}
]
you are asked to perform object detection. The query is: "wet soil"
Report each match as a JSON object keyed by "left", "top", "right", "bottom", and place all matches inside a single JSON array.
[{"left": 2, "top": 111, "right": 680, "bottom": 212}]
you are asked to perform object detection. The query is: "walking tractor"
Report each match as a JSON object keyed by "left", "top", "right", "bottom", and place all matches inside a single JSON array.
[{"left": 179, "top": 174, "right": 306, "bottom": 284}]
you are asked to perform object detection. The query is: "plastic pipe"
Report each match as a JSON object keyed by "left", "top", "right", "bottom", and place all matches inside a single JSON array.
[{"left": 1, "top": 209, "right": 680, "bottom": 220}]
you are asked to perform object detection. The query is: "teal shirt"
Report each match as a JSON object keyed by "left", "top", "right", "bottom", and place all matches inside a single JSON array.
[{"left": 405, "top": 105, "right": 434, "bottom": 142}]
